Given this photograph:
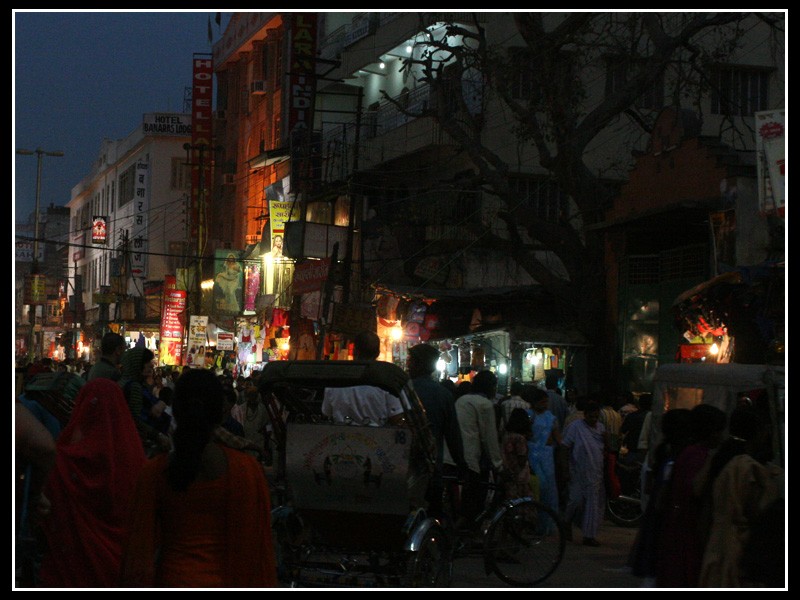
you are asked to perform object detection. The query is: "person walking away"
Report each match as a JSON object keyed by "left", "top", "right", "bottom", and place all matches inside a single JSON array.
[
  {"left": 120, "top": 369, "right": 278, "bottom": 587},
  {"left": 231, "top": 382, "right": 270, "bottom": 459},
  {"left": 523, "top": 385, "right": 561, "bottom": 535},
  {"left": 627, "top": 408, "right": 694, "bottom": 584},
  {"left": 697, "top": 407, "right": 783, "bottom": 588},
  {"left": 406, "top": 343, "right": 467, "bottom": 518},
  {"left": 38, "top": 379, "right": 146, "bottom": 587},
  {"left": 619, "top": 393, "right": 653, "bottom": 465},
  {"left": 87, "top": 332, "right": 126, "bottom": 382},
  {"left": 561, "top": 401, "right": 607, "bottom": 546},
  {"left": 545, "top": 374, "right": 568, "bottom": 431},
  {"left": 497, "top": 381, "right": 531, "bottom": 434},
  {"left": 656, "top": 404, "right": 726, "bottom": 588},
  {"left": 454, "top": 370, "right": 505, "bottom": 529},
  {"left": 119, "top": 347, "right": 171, "bottom": 455},
  {"left": 500, "top": 408, "right": 536, "bottom": 501}
]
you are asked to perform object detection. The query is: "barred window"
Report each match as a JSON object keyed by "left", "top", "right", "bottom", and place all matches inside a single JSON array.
[
  {"left": 507, "top": 47, "right": 535, "bottom": 100},
  {"left": 508, "top": 176, "right": 568, "bottom": 223},
  {"left": 605, "top": 56, "right": 664, "bottom": 111},
  {"left": 710, "top": 66, "right": 770, "bottom": 116}
]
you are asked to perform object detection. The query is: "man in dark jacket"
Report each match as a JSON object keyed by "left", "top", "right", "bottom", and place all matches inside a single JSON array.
[
  {"left": 407, "top": 343, "right": 467, "bottom": 518},
  {"left": 87, "top": 332, "right": 126, "bottom": 382}
]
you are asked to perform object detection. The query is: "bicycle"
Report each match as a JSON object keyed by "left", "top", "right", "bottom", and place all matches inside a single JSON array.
[
  {"left": 440, "top": 475, "right": 567, "bottom": 587},
  {"left": 606, "top": 452, "right": 644, "bottom": 527}
]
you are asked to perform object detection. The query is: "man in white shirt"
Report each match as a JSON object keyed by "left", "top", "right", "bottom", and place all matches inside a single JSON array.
[
  {"left": 455, "top": 369, "right": 504, "bottom": 526},
  {"left": 321, "top": 331, "right": 407, "bottom": 427}
]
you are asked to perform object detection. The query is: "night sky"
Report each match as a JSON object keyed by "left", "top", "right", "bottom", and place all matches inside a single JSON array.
[{"left": 13, "top": 10, "right": 231, "bottom": 223}]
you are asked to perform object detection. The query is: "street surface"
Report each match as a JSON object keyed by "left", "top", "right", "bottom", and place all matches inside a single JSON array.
[{"left": 450, "top": 517, "right": 642, "bottom": 589}]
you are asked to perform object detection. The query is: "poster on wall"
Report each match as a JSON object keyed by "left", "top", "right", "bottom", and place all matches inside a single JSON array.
[
  {"left": 217, "top": 331, "right": 234, "bottom": 351},
  {"left": 213, "top": 249, "right": 243, "bottom": 314},
  {"left": 158, "top": 275, "right": 186, "bottom": 366},
  {"left": 186, "top": 315, "right": 208, "bottom": 368},
  {"left": 755, "top": 110, "right": 785, "bottom": 218}
]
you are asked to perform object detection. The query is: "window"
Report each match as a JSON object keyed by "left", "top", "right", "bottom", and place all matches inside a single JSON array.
[
  {"left": 170, "top": 157, "right": 191, "bottom": 190},
  {"left": 710, "top": 66, "right": 770, "bottom": 116},
  {"left": 605, "top": 56, "right": 664, "bottom": 111},
  {"left": 508, "top": 176, "right": 568, "bottom": 223},
  {"left": 507, "top": 47, "right": 535, "bottom": 100},
  {"left": 118, "top": 164, "right": 136, "bottom": 208}
]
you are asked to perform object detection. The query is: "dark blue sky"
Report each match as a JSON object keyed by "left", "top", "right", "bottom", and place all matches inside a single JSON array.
[{"left": 13, "top": 10, "right": 231, "bottom": 223}]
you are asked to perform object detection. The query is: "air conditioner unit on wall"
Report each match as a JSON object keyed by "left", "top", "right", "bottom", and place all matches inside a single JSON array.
[{"left": 251, "top": 80, "right": 268, "bottom": 95}]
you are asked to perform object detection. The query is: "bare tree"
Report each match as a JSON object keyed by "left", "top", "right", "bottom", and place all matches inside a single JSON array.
[{"left": 386, "top": 11, "right": 783, "bottom": 379}]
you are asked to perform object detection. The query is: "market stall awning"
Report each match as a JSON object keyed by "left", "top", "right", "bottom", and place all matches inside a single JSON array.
[{"left": 431, "top": 325, "right": 590, "bottom": 348}]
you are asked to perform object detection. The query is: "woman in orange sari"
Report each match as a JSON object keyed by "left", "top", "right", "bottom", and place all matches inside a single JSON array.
[{"left": 121, "top": 369, "right": 277, "bottom": 588}]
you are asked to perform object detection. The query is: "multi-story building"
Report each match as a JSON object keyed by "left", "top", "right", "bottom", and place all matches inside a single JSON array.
[
  {"left": 212, "top": 12, "right": 784, "bottom": 392},
  {"left": 14, "top": 204, "right": 71, "bottom": 361},
  {"left": 66, "top": 113, "right": 192, "bottom": 360}
]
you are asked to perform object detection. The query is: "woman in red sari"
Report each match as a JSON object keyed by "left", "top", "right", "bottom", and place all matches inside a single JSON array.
[
  {"left": 38, "top": 378, "right": 146, "bottom": 587},
  {"left": 120, "top": 368, "right": 278, "bottom": 588}
]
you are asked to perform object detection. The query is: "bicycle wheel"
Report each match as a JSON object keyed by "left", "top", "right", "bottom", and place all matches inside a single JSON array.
[
  {"left": 484, "top": 498, "right": 566, "bottom": 587},
  {"left": 606, "top": 492, "right": 643, "bottom": 527},
  {"left": 405, "top": 522, "right": 453, "bottom": 587}
]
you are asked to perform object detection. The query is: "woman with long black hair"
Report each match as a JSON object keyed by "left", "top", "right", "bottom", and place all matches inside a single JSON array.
[{"left": 121, "top": 369, "right": 277, "bottom": 588}]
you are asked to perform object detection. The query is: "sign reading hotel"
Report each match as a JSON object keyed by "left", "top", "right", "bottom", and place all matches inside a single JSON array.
[
  {"left": 190, "top": 54, "right": 214, "bottom": 240},
  {"left": 142, "top": 113, "right": 192, "bottom": 136},
  {"left": 159, "top": 275, "right": 187, "bottom": 366}
]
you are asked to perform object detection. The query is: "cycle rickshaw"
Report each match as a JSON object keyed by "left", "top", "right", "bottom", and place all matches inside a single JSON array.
[
  {"left": 259, "top": 359, "right": 451, "bottom": 587},
  {"left": 259, "top": 360, "right": 566, "bottom": 588}
]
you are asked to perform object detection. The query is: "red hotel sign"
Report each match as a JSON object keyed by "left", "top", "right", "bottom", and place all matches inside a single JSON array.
[
  {"left": 190, "top": 54, "right": 214, "bottom": 240},
  {"left": 291, "top": 257, "right": 330, "bottom": 295}
]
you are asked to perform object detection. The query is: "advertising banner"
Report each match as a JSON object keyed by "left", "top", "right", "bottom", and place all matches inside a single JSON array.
[
  {"left": 213, "top": 249, "right": 243, "bottom": 314},
  {"left": 130, "top": 161, "right": 150, "bottom": 278},
  {"left": 92, "top": 216, "right": 108, "bottom": 244},
  {"left": 217, "top": 331, "right": 234, "bottom": 351},
  {"left": 186, "top": 315, "right": 208, "bottom": 368},
  {"left": 158, "top": 275, "right": 186, "bottom": 366},
  {"left": 755, "top": 110, "right": 785, "bottom": 218}
]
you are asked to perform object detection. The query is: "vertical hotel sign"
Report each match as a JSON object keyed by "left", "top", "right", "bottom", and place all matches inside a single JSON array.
[
  {"left": 159, "top": 275, "right": 187, "bottom": 366},
  {"left": 287, "top": 13, "right": 317, "bottom": 193},
  {"left": 191, "top": 54, "right": 214, "bottom": 240},
  {"left": 130, "top": 161, "right": 149, "bottom": 278}
]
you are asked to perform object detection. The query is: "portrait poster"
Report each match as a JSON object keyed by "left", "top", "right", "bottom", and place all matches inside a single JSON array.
[{"left": 213, "top": 249, "right": 243, "bottom": 314}]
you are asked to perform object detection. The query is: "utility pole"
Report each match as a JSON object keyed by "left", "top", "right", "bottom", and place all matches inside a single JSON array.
[
  {"left": 16, "top": 147, "right": 64, "bottom": 362},
  {"left": 183, "top": 143, "right": 216, "bottom": 317}
]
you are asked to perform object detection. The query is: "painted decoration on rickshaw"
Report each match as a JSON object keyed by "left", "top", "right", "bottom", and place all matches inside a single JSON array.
[{"left": 286, "top": 423, "right": 411, "bottom": 515}]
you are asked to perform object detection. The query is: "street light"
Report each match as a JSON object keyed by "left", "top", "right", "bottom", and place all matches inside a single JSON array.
[{"left": 16, "top": 147, "right": 64, "bottom": 362}]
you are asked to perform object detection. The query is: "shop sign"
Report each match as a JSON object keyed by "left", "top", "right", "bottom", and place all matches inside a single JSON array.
[
  {"left": 292, "top": 258, "right": 330, "bottom": 295},
  {"left": 92, "top": 216, "right": 108, "bottom": 244},
  {"left": 331, "top": 303, "right": 375, "bottom": 336},
  {"left": 755, "top": 110, "right": 785, "bottom": 218},
  {"left": 186, "top": 315, "right": 208, "bottom": 368},
  {"left": 217, "top": 331, "right": 234, "bottom": 351},
  {"left": 159, "top": 275, "right": 186, "bottom": 366},
  {"left": 24, "top": 273, "right": 47, "bottom": 305}
]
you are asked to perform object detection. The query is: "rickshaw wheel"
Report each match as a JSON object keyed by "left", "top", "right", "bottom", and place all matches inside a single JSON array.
[{"left": 405, "top": 523, "right": 452, "bottom": 587}]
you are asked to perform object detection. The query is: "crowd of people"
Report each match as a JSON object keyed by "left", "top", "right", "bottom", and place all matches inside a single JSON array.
[
  {"left": 15, "top": 333, "right": 785, "bottom": 589},
  {"left": 15, "top": 333, "right": 279, "bottom": 589}
]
